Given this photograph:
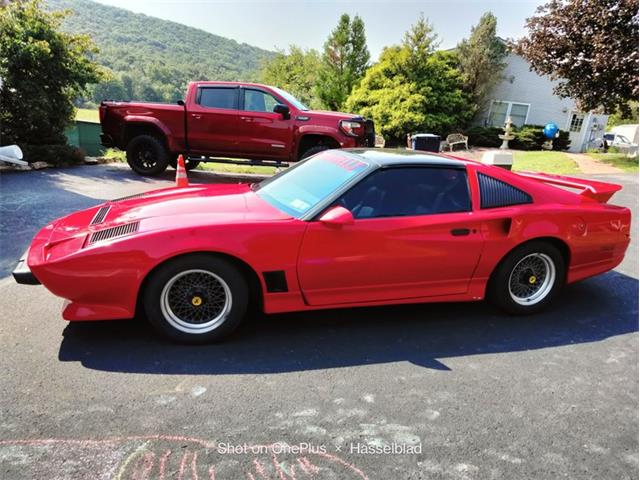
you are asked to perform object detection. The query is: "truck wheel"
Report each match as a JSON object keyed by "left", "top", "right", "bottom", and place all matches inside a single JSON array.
[
  {"left": 143, "top": 254, "right": 249, "bottom": 343},
  {"left": 126, "top": 135, "right": 170, "bottom": 176},
  {"left": 299, "top": 144, "right": 329, "bottom": 160},
  {"left": 169, "top": 157, "right": 200, "bottom": 171}
]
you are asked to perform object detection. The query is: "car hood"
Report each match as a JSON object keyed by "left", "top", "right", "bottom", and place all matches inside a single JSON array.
[{"left": 48, "top": 183, "right": 291, "bottom": 244}]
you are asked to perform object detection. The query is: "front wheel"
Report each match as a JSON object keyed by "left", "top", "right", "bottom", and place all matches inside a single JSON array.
[
  {"left": 143, "top": 255, "right": 249, "bottom": 343},
  {"left": 299, "top": 144, "right": 329, "bottom": 160},
  {"left": 169, "top": 157, "right": 200, "bottom": 171},
  {"left": 488, "top": 241, "right": 566, "bottom": 315}
]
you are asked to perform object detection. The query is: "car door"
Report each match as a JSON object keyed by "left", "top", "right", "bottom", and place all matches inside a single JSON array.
[
  {"left": 297, "top": 166, "right": 484, "bottom": 306},
  {"left": 187, "top": 85, "right": 240, "bottom": 154},
  {"left": 235, "top": 87, "right": 294, "bottom": 159}
]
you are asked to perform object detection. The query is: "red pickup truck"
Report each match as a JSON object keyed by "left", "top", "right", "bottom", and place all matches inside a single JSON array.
[{"left": 99, "top": 81, "right": 375, "bottom": 176}]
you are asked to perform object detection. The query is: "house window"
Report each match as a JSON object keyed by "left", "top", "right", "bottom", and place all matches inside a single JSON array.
[
  {"left": 488, "top": 101, "right": 529, "bottom": 128},
  {"left": 569, "top": 113, "right": 585, "bottom": 133}
]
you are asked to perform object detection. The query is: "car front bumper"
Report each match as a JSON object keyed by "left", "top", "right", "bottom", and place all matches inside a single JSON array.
[{"left": 12, "top": 249, "right": 40, "bottom": 285}]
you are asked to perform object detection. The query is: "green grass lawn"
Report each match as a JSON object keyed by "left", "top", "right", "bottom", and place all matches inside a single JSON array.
[
  {"left": 75, "top": 108, "right": 100, "bottom": 122},
  {"left": 101, "top": 148, "right": 277, "bottom": 175},
  {"left": 512, "top": 151, "right": 580, "bottom": 174},
  {"left": 587, "top": 153, "right": 639, "bottom": 173},
  {"left": 196, "top": 162, "right": 277, "bottom": 175}
]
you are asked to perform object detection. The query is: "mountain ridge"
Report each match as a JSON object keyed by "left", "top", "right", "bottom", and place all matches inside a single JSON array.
[{"left": 46, "top": 0, "right": 274, "bottom": 104}]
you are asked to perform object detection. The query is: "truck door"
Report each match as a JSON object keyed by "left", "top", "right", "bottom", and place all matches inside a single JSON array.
[
  {"left": 188, "top": 86, "right": 240, "bottom": 154},
  {"left": 236, "top": 87, "right": 294, "bottom": 160}
]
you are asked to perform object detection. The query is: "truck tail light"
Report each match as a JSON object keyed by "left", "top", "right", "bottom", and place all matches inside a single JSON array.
[{"left": 339, "top": 120, "right": 365, "bottom": 137}]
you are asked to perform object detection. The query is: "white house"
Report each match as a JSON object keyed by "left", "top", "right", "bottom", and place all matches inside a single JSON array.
[{"left": 476, "top": 52, "right": 609, "bottom": 152}]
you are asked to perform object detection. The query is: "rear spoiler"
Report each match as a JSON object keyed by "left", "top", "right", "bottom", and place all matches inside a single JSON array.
[{"left": 516, "top": 171, "right": 622, "bottom": 203}]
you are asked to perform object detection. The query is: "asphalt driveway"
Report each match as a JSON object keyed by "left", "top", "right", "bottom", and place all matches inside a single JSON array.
[{"left": 0, "top": 163, "right": 637, "bottom": 479}]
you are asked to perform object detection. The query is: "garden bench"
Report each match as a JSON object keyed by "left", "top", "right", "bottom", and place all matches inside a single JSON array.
[{"left": 445, "top": 133, "right": 468, "bottom": 151}]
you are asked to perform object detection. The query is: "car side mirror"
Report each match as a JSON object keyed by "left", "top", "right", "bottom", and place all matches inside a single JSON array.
[
  {"left": 273, "top": 103, "right": 290, "bottom": 119},
  {"left": 318, "top": 206, "right": 354, "bottom": 226},
  {"left": 176, "top": 99, "right": 185, "bottom": 106}
]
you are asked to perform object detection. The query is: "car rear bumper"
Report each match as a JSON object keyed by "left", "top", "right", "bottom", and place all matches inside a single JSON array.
[{"left": 12, "top": 249, "right": 40, "bottom": 285}]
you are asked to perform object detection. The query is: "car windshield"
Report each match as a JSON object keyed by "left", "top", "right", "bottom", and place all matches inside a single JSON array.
[
  {"left": 272, "top": 87, "right": 309, "bottom": 111},
  {"left": 255, "top": 151, "right": 371, "bottom": 218}
]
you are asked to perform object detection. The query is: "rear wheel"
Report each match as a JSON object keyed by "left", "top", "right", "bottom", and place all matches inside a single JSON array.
[
  {"left": 488, "top": 241, "right": 565, "bottom": 315},
  {"left": 126, "top": 135, "right": 170, "bottom": 176},
  {"left": 143, "top": 255, "right": 248, "bottom": 343}
]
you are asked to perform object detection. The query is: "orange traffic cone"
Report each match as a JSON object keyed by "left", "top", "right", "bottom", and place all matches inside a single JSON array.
[{"left": 175, "top": 154, "right": 189, "bottom": 187}]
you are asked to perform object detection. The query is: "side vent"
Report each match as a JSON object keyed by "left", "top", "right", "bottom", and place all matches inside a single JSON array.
[
  {"left": 88, "top": 222, "right": 139, "bottom": 245},
  {"left": 263, "top": 271, "right": 288, "bottom": 293},
  {"left": 90, "top": 205, "right": 110, "bottom": 225},
  {"left": 478, "top": 173, "right": 533, "bottom": 209},
  {"left": 111, "top": 192, "right": 146, "bottom": 203}
]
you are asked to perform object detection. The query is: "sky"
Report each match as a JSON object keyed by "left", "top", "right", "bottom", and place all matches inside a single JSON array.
[{"left": 93, "top": 0, "right": 545, "bottom": 58}]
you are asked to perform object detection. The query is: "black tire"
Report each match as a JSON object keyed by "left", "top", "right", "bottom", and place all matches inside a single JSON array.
[
  {"left": 487, "top": 240, "right": 566, "bottom": 315},
  {"left": 299, "top": 144, "right": 330, "bottom": 160},
  {"left": 143, "top": 254, "right": 249, "bottom": 343},
  {"left": 126, "top": 135, "right": 170, "bottom": 176},
  {"left": 169, "top": 157, "right": 200, "bottom": 171}
]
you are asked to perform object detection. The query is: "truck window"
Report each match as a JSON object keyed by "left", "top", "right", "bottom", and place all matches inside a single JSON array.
[
  {"left": 243, "top": 89, "right": 280, "bottom": 113},
  {"left": 198, "top": 87, "right": 237, "bottom": 110}
]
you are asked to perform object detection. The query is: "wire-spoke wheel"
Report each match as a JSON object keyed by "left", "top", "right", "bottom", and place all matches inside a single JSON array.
[
  {"left": 508, "top": 253, "right": 556, "bottom": 306},
  {"left": 160, "top": 269, "right": 232, "bottom": 334},
  {"left": 488, "top": 241, "right": 565, "bottom": 315},
  {"left": 144, "top": 255, "right": 249, "bottom": 343}
]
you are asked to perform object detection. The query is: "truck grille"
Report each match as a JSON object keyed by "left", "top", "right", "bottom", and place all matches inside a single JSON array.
[
  {"left": 90, "top": 205, "right": 110, "bottom": 225},
  {"left": 88, "top": 222, "right": 139, "bottom": 245},
  {"left": 364, "top": 120, "right": 375, "bottom": 147}
]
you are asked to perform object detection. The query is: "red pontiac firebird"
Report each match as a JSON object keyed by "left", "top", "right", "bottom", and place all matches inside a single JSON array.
[{"left": 14, "top": 149, "right": 631, "bottom": 343}]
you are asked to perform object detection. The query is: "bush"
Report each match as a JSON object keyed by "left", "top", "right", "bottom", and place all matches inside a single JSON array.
[
  {"left": 464, "top": 124, "right": 571, "bottom": 151},
  {"left": 464, "top": 126, "right": 503, "bottom": 148},
  {"left": 21, "top": 144, "right": 86, "bottom": 166}
]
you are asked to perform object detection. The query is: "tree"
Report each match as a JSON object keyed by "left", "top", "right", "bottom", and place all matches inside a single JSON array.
[
  {"left": 346, "top": 19, "right": 473, "bottom": 145},
  {"left": 0, "top": 0, "right": 103, "bottom": 146},
  {"left": 317, "top": 14, "right": 370, "bottom": 110},
  {"left": 514, "top": 0, "right": 638, "bottom": 115},
  {"left": 402, "top": 13, "right": 439, "bottom": 71},
  {"left": 260, "top": 46, "right": 323, "bottom": 109},
  {"left": 457, "top": 12, "right": 507, "bottom": 114}
]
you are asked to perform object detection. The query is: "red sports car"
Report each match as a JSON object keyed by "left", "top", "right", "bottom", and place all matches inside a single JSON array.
[{"left": 14, "top": 149, "right": 631, "bottom": 343}]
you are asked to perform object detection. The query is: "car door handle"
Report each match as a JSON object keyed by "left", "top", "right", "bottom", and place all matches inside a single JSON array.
[
  {"left": 191, "top": 114, "right": 202, "bottom": 119},
  {"left": 240, "top": 116, "right": 253, "bottom": 122},
  {"left": 450, "top": 228, "right": 471, "bottom": 236}
]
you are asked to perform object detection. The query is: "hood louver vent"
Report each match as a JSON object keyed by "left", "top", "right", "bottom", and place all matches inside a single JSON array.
[
  {"left": 88, "top": 222, "right": 139, "bottom": 245},
  {"left": 90, "top": 205, "right": 110, "bottom": 225},
  {"left": 111, "top": 192, "right": 146, "bottom": 203}
]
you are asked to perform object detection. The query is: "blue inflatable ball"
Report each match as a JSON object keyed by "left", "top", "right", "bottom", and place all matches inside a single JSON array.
[{"left": 543, "top": 123, "right": 559, "bottom": 139}]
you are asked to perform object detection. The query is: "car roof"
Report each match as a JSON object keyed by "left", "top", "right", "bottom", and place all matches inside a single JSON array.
[{"left": 341, "top": 148, "right": 470, "bottom": 168}]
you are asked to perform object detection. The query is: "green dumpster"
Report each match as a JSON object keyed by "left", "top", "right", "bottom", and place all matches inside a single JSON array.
[{"left": 65, "top": 120, "right": 105, "bottom": 156}]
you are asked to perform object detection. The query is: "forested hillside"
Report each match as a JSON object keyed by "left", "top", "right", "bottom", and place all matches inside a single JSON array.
[{"left": 46, "top": 0, "right": 274, "bottom": 105}]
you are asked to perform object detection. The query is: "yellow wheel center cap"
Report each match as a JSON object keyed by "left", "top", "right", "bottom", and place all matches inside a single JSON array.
[
  {"left": 191, "top": 296, "right": 202, "bottom": 306},
  {"left": 528, "top": 275, "right": 537, "bottom": 284}
]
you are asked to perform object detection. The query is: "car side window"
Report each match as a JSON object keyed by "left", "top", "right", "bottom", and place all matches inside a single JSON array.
[
  {"left": 198, "top": 87, "right": 237, "bottom": 109},
  {"left": 336, "top": 167, "right": 471, "bottom": 219},
  {"left": 244, "top": 89, "right": 280, "bottom": 113}
]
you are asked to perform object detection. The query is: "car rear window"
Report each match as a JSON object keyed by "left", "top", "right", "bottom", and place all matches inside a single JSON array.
[{"left": 477, "top": 173, "right": 532, "bottom": 209}]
